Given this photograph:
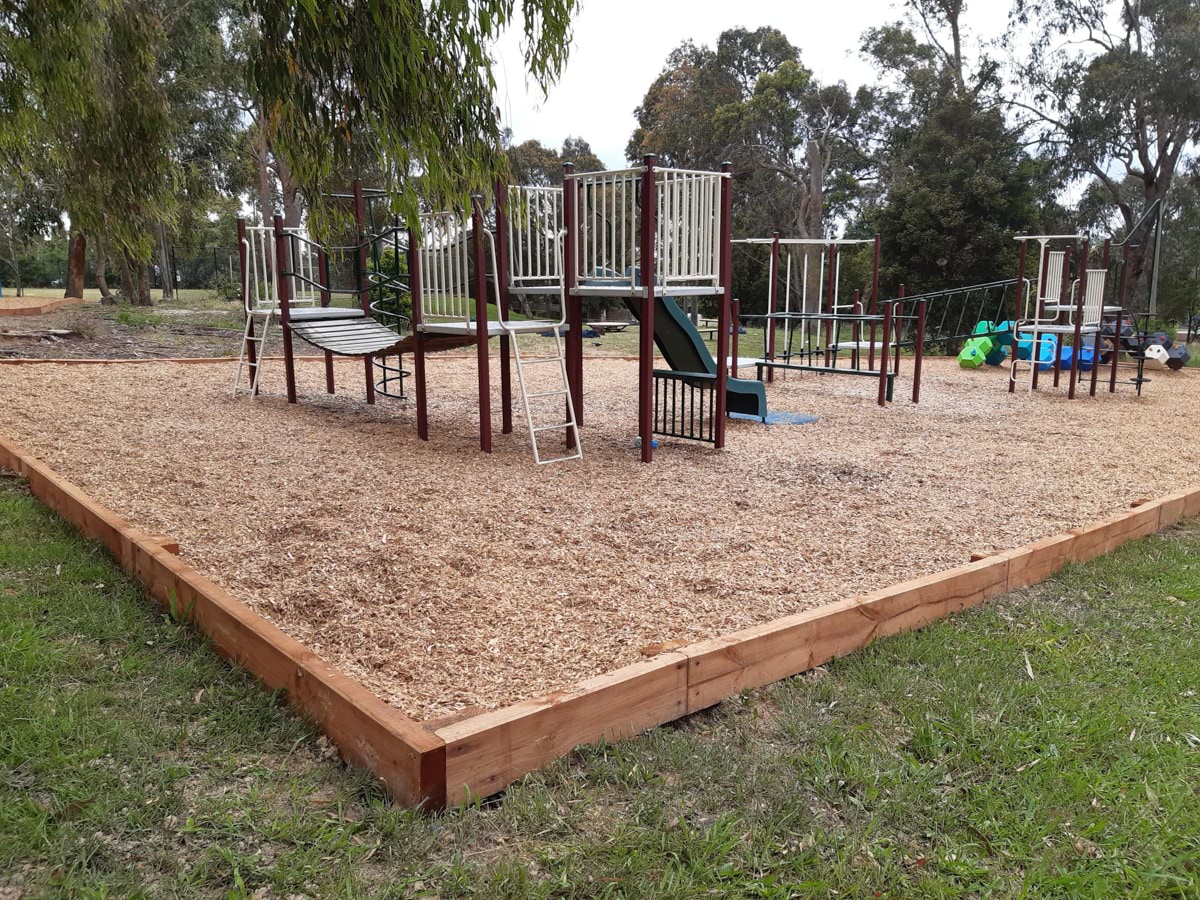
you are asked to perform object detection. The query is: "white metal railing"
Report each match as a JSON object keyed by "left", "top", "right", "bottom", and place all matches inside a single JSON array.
[
  {"left": 506, "top": 185, "right": 563, "bottom": 293},
  {"left": 417, "top": 210, "right": 473, "bottom": 323},
  {"left": 567, "top": 166, "right": 728, "bottom": 292},
  {"left": 655, "top": 169, "right": 722, "bottom": 287},
  {"left": 240, "top": 224, "right": 319, "bottom": 315},
  {"left": 573, "top": 169, "right": 640, "bottom": 287}
]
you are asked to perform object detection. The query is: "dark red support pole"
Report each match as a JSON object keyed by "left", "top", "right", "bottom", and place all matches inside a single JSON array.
[
  {"left": 1111, "top": 242, "right": 1131, "bottom": 393},
  {"left": 1010, "top": 239, "right": 1027, "bottom": 394},
  {"left": 471, "top": 197, "right": 492, "bottom": 453},
  {"left": 562, "top": 163, "right": 583, "bottom": 448},
  {"left": 638, "top": 156, "right": 658, "bottom": 462},
  {"left": 767, "top": 231, "right": 780, "bottom": 383},
  {"left": 352, "top": 181, "right": 376, "bottom": 404},
  {"left": 716, "top": 162, "right": 733, "bottom": 448},
  {"left": 272, "top": 215, "right": 298, "bottom": 404},
  {"left": 877, "top": 300, "right": 892, "bottom": 407},
  {"left": 318, "top": 247, "right": 335, "bottom": 394},
  {"left": 493, "top": 181, "right": 514, "bottom": 435},
  {"left": 408, "top": 227, "right": 429, "bottom": 440},
  {"left": 236, "top": 218, "right": 260, "bottom": 394},
  {"left": 1068, "top": 239, "right": 1088, "bottom": 399},
  {"left": 912, "top": 297, "right": 927, "bottom": 404}
]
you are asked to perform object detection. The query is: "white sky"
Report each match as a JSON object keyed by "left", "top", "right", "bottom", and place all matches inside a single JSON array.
[{"left": 493, "top": 0, "right": 1014, "bottom": 168}]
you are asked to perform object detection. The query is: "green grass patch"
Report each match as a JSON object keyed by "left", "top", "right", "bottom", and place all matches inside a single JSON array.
[{"left": 1, "top": 473, "right": 1198, "bottom": 896}]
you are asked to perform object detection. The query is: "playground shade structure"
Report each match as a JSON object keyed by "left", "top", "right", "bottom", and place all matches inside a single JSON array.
[{"left": 2, "top": 355, "right": 1198, "bottom": 721}]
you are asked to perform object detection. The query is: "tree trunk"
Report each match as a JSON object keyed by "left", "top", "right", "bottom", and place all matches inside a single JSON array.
[
  {"left": 135, "top": 260, "right": 152, "bottom": 306},
  {"left": 118, "top": 249, "right": 136, "bottom": 302},
  {"left": 11, "top": 256, "right": 22, "bottom": 297},
  {"left": 255, "top": 116, "right": 275, "bottom": 224},
  {"left": 65, "top": 230, "right": 87, "bottom": 298},
  {"left": 272, "top": 141, "right": 304, "bottom": 229},
  {"left": 157, "top": 222, "right": 174, "bottom": 301},
  {"left": 95, "top": 236, "right": 115, "bottom": 304}
]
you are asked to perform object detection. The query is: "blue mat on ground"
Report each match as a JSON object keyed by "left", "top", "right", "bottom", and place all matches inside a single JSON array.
[{"left": 730, "top": 411, "right": 818, "bottom": 426}]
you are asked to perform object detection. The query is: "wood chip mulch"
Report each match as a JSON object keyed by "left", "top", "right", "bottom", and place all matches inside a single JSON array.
[{"left": 2, "top": 355, "right": 1196, "bottom": 720}]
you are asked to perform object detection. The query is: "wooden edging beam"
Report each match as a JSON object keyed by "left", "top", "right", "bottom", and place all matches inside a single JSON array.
[
  {"left": 0, "top": 297, "right": 86, "bottom": 316},
  {"left": 0, "top": 434, "right": 446, "bottom": 810},
  {"left": 437, "top": 484, "right": 1200, "bottom": 805},
  {"left": 3, "top": 422, "right": 1199, "bottom": 810}
]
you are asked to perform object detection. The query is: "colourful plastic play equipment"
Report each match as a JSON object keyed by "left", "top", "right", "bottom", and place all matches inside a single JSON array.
[{"left": 958, "top": 320, "right": 1014, "bottom": 368}]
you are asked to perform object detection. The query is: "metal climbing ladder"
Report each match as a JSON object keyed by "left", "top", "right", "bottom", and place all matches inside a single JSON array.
[{"left": 508, "top": 325, "right": 581, "bottom": 465}]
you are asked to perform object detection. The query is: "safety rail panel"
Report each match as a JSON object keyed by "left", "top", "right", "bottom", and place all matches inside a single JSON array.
[
  {"left": 506, "top": 185, "right": 563, "bottom": 293},
  {"left": 652, "top": 369, "right": 717, "bottom": 444},
  {"left": 417, "top": 211, "right": 473, "bottom": 324}
]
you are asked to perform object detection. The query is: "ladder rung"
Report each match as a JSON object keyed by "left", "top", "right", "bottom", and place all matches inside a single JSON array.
[
  {"left": 536, "top": 452, "right": 583, "bottom": 464},
  {"left": 527, "top": 390, "right": 568, "bottom": 399},
  {"left": 520, "top": 357, "right": 563, "bottom": 366},
  {"left": 532, "top": 422, "right": 575, "bottom": 432}
]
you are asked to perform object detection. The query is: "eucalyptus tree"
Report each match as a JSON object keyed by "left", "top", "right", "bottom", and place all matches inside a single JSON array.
[
  {"left": 248, "top": 0, "right": 580, "bottom": 230},
  {"left": 1009, "top": 0, "right": 1200, "bottom": 228}
]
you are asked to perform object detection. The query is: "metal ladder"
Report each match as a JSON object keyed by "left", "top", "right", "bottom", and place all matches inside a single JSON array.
[
  {"left": 510, "top": 327, "right": 581, "bottom": 464},
  {"left": 233, "top": 312, "right": 272, "bottom": 397}
]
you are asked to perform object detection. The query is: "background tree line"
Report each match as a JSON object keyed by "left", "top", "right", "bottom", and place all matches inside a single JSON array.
[
  {"left": 626, "top": 0, "right": 1200, "bottom": 324},
  {"left": 1, "top": 0, "right": 1196, "bottom": 328}
]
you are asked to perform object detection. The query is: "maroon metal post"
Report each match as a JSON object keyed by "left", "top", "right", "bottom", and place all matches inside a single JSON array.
[
  {"left": 1111, "top": 242, "right": 1131, "bottom": 393},
  {"left": 1010, "top": 240, "right": 1027, "bottom": 394},
  {"left": 352, "top": 181, "right": 376, "bottom": 404},
  {"left": 766, "top": 231, "right": 780, "bottom": 383},
  {"left": 493, "top": 180, "right": 513, "bottom": 435},
  {"left": 272, "top": 216, "right": 298, "bottom": 404},
  {"left": 715, "top": 162, "right": 733, "bottom": 449},
  {"left": 317, "top": 247, "right": 335, "bottom": 393},
  {"left": 408, "top": 227, "right": 428, "bottom": 440},
  {"left": 471, "top": 197, "right": 493, "bottom": 453},
  {"left": 562, "top": 163, "right": 583, "bottom": 448},
  {"left": 1087, "top": 237, "right": 1109, "bottom": 397},
  {"left": 637, "top": 156, "right": 658, "bottom": 462},
  {"left": 236, "top": 218, "right": 260, "bottom": 394},
  {"left": 912, "top": 297, "right": 927, "bottom": 403},
  {"left": 877, "top": 299, "right": 892, "bottom": 407},
  {"left": 1068, "top": 239, "right": 1089, "bottom": 399}
]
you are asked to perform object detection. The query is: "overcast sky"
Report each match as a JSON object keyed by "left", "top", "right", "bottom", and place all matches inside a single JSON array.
[{"left": 493, "top": 0, "right": 1013, "bottom": 168}]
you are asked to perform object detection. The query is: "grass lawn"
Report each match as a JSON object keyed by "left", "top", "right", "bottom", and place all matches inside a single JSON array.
[{"left": 2, "top": 477, "right": 1199, "bottom": 897}]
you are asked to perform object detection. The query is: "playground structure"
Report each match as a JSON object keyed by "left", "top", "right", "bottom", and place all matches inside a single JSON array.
[
  {"left": 1005, "top": 200, "right": 1167, "bottom": 399},
  {"left": 733, "top": 234, "right": 927, "bottom": 406},
  {"left": 235, "top": 157, "right": 756, "bottom": 464}
]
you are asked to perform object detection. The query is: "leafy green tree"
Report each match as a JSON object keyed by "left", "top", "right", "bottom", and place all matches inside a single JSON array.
[
  {"left": 1010, "top": 0, "right": 1200, "bottom": 228},
  {"left": 871, "top": 96, "right": 1040, "bottom": 293},
  {"left": 248, "top": 0, "right": 580, "bottom": 228},
  {"left": 505, "top": 134, "right": 604, "bottom": 186}
]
